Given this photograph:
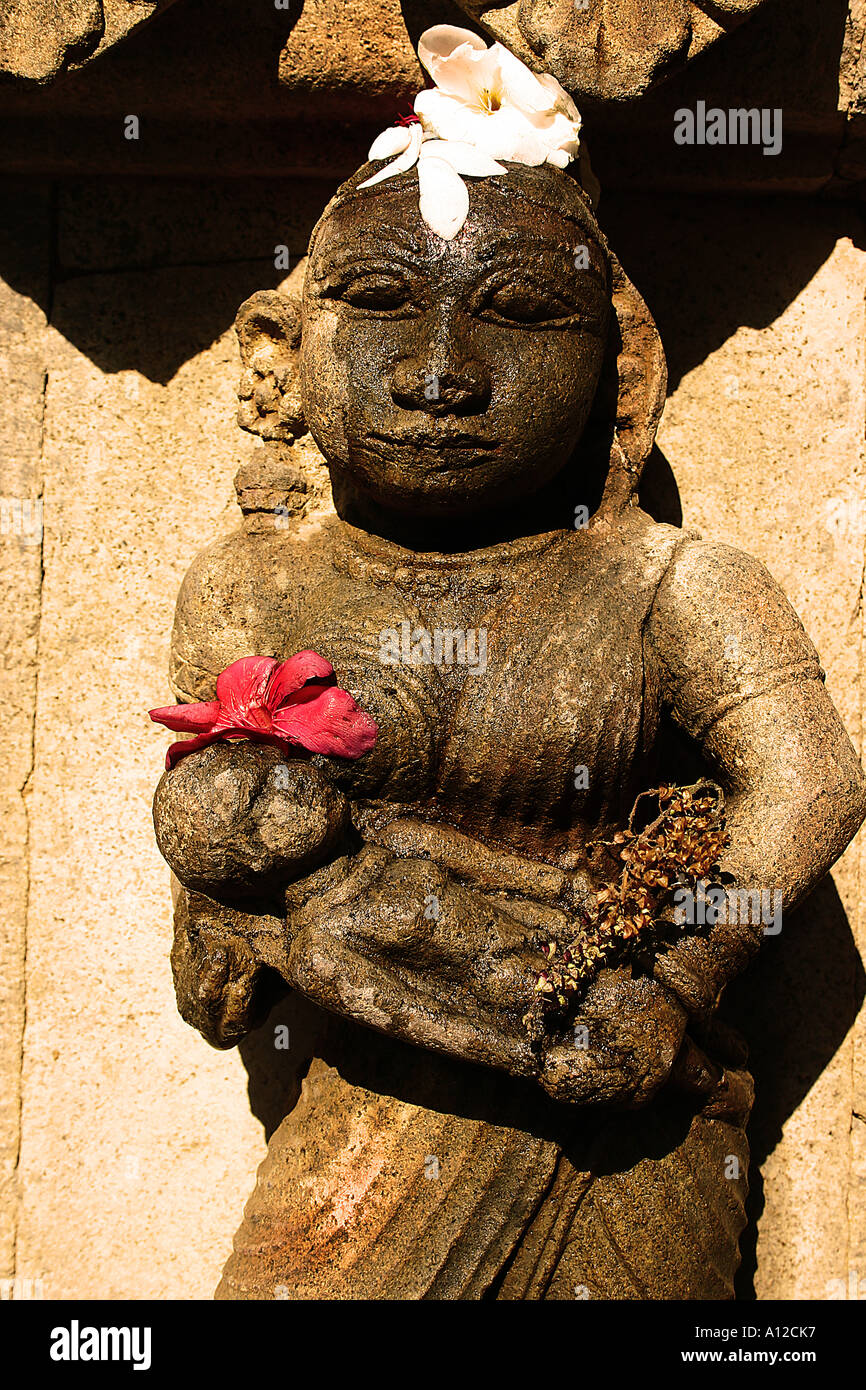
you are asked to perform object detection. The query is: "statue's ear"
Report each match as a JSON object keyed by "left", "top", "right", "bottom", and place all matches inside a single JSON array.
[
  {"left": 609, "top": 252, "right": 667, "bottom": 471},
  {"left": 234, "top": 288, "right": 305, "bottom": 442},
  {"left": 591, "top": 251, "right": 667, "bottom": 514}
]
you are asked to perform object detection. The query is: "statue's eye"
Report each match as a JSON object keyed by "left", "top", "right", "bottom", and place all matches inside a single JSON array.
[
  {"left": 339, "top": 274, "right": 415, "bottom": 313},
  {"left": 478, "top": 279, "right": 582, "bottom": 327}
]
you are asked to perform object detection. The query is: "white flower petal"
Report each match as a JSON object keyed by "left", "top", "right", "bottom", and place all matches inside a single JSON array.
[
  {"left": 420, "top": 140, "right": 506, "bottom": 177},
  {"left": 487, "top": 106, "right": 550, "bottom": 164},
  {"left": 494, "top": 42, "right": 557, "bottom": 115},
  {"left": 417, "top": 155, "right": 470, "bottom": 240},
  {"left": 415, "top": 89, "right": 498, "bottom": 149},
  {"left": 357, "top": 158, "right": 409, "bottom": 189},
  {"left": 536, "top": 72, "right": 582, "bottom": 123},
  {"left": 415, "top": 91, "right": 516, "bottom": 160},
  {"left": 358, "top": 123, "right": 423, "bottom": 187},
  {"left": 418, "top": 24, "right": 488, "bottom": 102},
  {"left": 414, "top": 88, "right": 469, "bottom": 138},
  {"left": 505, "top": 136, "right": 549, "bottom": 165},
  {"left": 368, "top": 125, "right": 413, "bottom": 161},
  {"left": 529, "top": 106, "right": 581, "bottom": 153},
  {"left": 416, "top": 89, "right": 574, "bottom": 167}
]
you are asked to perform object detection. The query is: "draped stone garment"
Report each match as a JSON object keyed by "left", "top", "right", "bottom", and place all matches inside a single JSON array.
[{"left": 216, "top": 1022, "right": 750, "bottom": 1301}]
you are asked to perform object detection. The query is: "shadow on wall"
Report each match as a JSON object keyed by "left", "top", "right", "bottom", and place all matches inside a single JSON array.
[
  {"left": 0, "top": 177, "right": 336, "bottom": 384},
  {"left": 612, "top": 195, "right": 866, "bottom": 526},
  {"left": 0, "top": 0, "right": 857, "bottom": 379},
  {"left": 0, "top": 181, "right": 857, "bottom": 388},
  {"left": 601, "top": 193, "right": 866, "bottom": 395},
  {"left": 0, "top": 0, "right": 307, "bottom": 122},
  {"left": 238, "top": 989, "right": 322, "bottom": 1142},
  {"left": 726, "top": 877, "right": 865, "bottom": 1299}
]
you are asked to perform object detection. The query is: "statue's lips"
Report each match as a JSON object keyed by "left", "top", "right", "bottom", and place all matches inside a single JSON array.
[{"left": 367, "top": 429, "right": 500, "bottom": 458}]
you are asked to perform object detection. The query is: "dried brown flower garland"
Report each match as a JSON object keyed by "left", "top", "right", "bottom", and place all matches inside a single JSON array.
[{"left": 524, "top": 781, "right": 730, "bottom": 1033}]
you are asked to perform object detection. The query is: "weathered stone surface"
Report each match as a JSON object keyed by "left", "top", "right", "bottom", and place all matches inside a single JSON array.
[
  {"left": 606, "top": 193, "right": 866, "bottom": 1298},
  {"left": 154, "top": 744, "right": 351, "bottom": 904},
  {"left": 0, "top": 185, "right": 49, "bottom": 1282},
  {"left": 13, "top": 253, "right": 300, "bottom": 1298},
  {"left": 457, "top": 0, "right": 771, "bottom": 103},
  {"left": 0, "top": 0, "right": 178, "bottom": 86},
  {"left": 278, "top": 0, "right": 424, "bottom": 120},
  {"left": 217, "top": 1037, "right": 565, "bottom": 1300},
  {"left": 218, "top": 1032, "right": 750, "bottom": 1300},
  {"left": 841, "top": 0, "right": 866, "bottom": 115},
  {"left": 152, "top": 163, "right": 864, "bottom": 1298},
  {"left": 837, "top": 1, "right": 866, "bottom": 189},
  {"left": 0, "top": 0, "right": 853, "bottom": 190}
]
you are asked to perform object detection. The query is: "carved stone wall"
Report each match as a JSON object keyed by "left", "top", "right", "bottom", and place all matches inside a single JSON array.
[
  {"left": 455, "top": 0, "right": 772, "bottom": 103},
  {"left": 0, "top": 0, "right": 179, "bottom": 85}
]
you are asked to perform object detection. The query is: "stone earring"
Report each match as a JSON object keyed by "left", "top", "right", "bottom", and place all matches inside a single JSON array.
[
  {"left": 594, "top": 251, "right": 668, "bottom": 518},
  {"left": 234, "top": 289, "right": 306, "bottom": 443}
]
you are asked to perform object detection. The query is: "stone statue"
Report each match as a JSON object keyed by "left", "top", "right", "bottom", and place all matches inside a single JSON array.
[{"left": 150, "top": 29, "right": 866, "bottom": 1300}]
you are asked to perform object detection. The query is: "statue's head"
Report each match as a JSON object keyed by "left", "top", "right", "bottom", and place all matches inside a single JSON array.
[
  {"left": 297, "top": 161, "right": 611, "bottom": 520},
  {"left": 234, "top": 28, "right": 666, "bottom": 529}
]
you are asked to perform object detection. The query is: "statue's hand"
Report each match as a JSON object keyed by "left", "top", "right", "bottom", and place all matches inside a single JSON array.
[
  {"left": 539, "top": 967, "right": 688, "bottom": 1108},
  {"left": 282, "top": 849, "right": 687, "bottom": 1106},
  {"left": 153, "top": 741, "right": 350, "bottom": 907},
  {"left": 171, "top": 889, "right": 284, "bottom": 1049}
]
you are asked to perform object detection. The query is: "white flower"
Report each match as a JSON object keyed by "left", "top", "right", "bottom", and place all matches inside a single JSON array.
[
  {"left": 415, "top": 25, "right": 581, "bottom": 168},
  {"left": 358, "top": 25, "right": 581, "bottom": 241}
]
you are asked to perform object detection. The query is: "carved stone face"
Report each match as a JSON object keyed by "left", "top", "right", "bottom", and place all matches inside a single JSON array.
[{"left": 301, "top": 165, "right": 610, "bottom": 520}]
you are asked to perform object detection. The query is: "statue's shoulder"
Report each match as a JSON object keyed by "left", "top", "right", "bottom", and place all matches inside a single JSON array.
[
  {"left": 595, "top": 507, "right": 790, "bottom": 602},
  {"left": 647, "top": 526, "right": 823, "bottom": 697},
  {"left": 572, "top": 512, "right": 811, "bottom": 650},
  {"left": 652, "top": 527, "right": 790, "bottom": 614},
  {"left": 169, "top": 513, "right": 340, "bottom": 701},
  {"left": 624, "top": 512, "right": 811, "bottom": 632},
  {"left": 572, "top": 507, "right": 699, "bottom": 592},
  {"left": 624, "top": 509, "right": 698, "bottom": 574},
  {"left": 176, "top": 510, "right": 337, "bottom": 600}
]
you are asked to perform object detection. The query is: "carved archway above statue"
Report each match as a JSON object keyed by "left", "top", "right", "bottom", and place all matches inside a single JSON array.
[{"left": 452, "top": 0, "right": 772, "bottom": 103}]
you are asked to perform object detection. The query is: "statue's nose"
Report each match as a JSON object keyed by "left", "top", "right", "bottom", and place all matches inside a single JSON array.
[{"left": 390, "top": 356, "right": 491, "bottom": 415}]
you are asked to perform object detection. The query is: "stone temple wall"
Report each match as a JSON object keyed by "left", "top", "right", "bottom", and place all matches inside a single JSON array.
[{"left": 1, "top": 0, "right": 865, "bottom": 1299}]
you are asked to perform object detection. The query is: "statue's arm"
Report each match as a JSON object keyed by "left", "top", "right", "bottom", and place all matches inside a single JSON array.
[
  {"left": 157, "top": 526, "right": 315, "bottom": 1047},
  {"left": 647, "top": 537, "right": 866, "bottom": 1016},
  {"left": 155, "top": 743, "right": 691, "bottom": 1106},
  {"left": 274, "top": 833, "right": 692, "bottom": 1108}
]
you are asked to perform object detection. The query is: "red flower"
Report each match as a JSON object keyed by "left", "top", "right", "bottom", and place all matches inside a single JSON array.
[{"left": 149, "top": 651, "right": 378, "bottom": 770}]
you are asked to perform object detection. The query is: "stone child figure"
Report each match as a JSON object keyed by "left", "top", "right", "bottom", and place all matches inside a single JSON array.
[{"left": 152, "top": 29, "right": 866, "bottom": 1298}]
